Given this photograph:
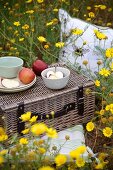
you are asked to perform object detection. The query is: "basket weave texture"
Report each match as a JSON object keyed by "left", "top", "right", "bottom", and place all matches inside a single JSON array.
[{"left": 0, "top": 63, "right": 95, "bottom": 138}]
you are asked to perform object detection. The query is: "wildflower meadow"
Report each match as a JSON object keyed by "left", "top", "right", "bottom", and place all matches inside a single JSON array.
[{"left": 0, "top": 0, "right": 113, "bottom": 169}]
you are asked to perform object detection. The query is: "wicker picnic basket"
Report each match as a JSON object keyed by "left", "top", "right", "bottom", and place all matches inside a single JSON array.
[{"left": 0, "top": 63, "right": 95, "bottom": 139}]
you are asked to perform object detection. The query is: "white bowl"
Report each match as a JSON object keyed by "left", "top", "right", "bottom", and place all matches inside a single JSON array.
[
  {"left": 0, "top": 56, "right": 23, "bottom": 78},
  {"left": 41, "top": 66, "right": 70, "bottom": 90}
]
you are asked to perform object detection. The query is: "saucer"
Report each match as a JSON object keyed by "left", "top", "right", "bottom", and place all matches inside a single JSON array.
[{"left": 0, "top": 76, "right": 36, "bottom": 93}]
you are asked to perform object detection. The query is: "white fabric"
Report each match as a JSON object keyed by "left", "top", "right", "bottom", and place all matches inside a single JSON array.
[
  {"left": 59, "top": 9, "right": 113, "bottom": 74},
  {"left": 42, "top": 125, "right": 97, "bottom": 161}
]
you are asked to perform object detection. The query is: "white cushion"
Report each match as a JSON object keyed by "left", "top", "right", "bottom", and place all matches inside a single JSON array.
[{"left": 59, "top": 9, "right": 113, "bottom": 75}]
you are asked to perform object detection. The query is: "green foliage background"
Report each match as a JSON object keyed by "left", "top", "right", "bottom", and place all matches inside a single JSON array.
[{"left": 0, "top": 0, "right": 113, "bottom": 67}]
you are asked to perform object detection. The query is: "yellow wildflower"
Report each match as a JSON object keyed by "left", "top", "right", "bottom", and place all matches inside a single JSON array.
[
  {"left": 95, "top": 80, "right": 100, "bottom": 87},
  {"left": 31, "top": 28, "right": 34, "bottom": 32},
  {"left": 101, "top": 117, "right": 107, "bottom": 124},
  {"left": 44, "top": 44, "right": 49, "bottom": 49},
  {"left": 0, "top": 149, "right": 8, "bottom": 155},
  {"left": 46, "top": 21, "right": 53, "bottom": 26},
  {"left": 86, "top": 122, "right": 94, "bottom": 132},
  {"left": 109, "top": 93, "right": 113, "bottom": 97},
  {"left": 19, "top": 111, "right": 31, "bottom": 122},
  {"left": 55, "top": 42, "right": 64, "bottom": 48},
  {"left": 29, "top": 116, "right": 38, "bottom": 123},
  {"left": 105, "top": 48, "right": 113, "bottom": 58},
  {"left": 86, "top": 18, "right": 91, "bottom": 21},
  {"left": 24, "top": 32, "right": 30, "bottom": 36},
  {"left": 26, "top": 0, "right": 32, "bottom": 3},
  {"left": 0, "top": 135, "right": 8, "bottom": 142},
  {"left": 95, "top": 162, "right": 105, "bottom": 169},
  {"left": 0, "top": 127, "right": 6, "bottom": 135},
  {"left": 26, "top": 151, "right": 36, "bottom": 161},
  {"left": 87, "top": 6, "right": 91, "bottom": 10},
  {"left": 14, "top": 30, "right": 18, "bottom": 35},
  {"left": 94, "top": 30, "right": 107, "bottom": 40},
  {"left": 31, "top": 123, "right": 47, "bottom": 136},
  {"left": 37, "top": 36, "right": 46, "bottom": 42},
  {"left": 19, "top": 138, "right": 28, "bottom": 145},
  {"left": 108, "top": 116, "right": 113, "bottom": 122},
  {"left": 55, "top": 154, "right": 67, "bottom": 167},
  {"left": 103, "top": 127, "right": 112, "bottom": 138},
  {"left": 14, "top": 3, "right": 19, "bottom": 9},
  {"left": 26, "top": 10, "right": 34, "bottom": 14},
  {"left": 70, "top": 149, "right": 80, "bottom": 159},
  {"left": 52, "top": 18, "right": 58, "bottom": 24},
  {"left": 98, "top": 152, "right": 107, "bottom": 161},
  {"left": 13, "top": 21, "right": 21, "bottom": 26},
  {"left": 19, "top": 38, "right": 24, "bottom": 42},
  {"left": 21, "top": 128, "right": 30, "bottom": 135},
  {"left": 33, "top": 139, "right": 44, "bottom": 146},
  {"left": 70, "top": 146, "right": 86, "bottom": 159},
  {"left": 88, "top": 12, "right": 95, "bottom": 18},
  {"left": 105, "top": 104, "right": 113, "bottom": 114},
  {"left": 46, "top": 128, "right": 58, "bottom": 138},
  {"left": 105, "top": 104, "right": 111, "bottom": 111},
  {"left": 10, "top": 39, "right": 15, "bottom": 43},
  {"left": 9, "top": 10, "right": 14, "bottom": 15},
  {"left": 107, "top": 22, "right": 112, "bottom": 27},
  {"left": 22, "top": 24, "right": 29, "bottom": 30},
  {"left": 0, "top": 127, "right": 8, "bottom": 142},
  {"left": 76, "top": 157, "right": 85, "bottom": 167},
  {"left": 99, "top": 68, "right": 110, "bottom": 77},
  {"left": 38, "top": 147, "right": 46, "bottom": 154},
  {"left": 53, "top": 8, "right": 58, "bottom": 12},
  {"left": 39, "top": 166, "right": 55, "bottom": 170},
  {"left": 37, "top": 0, "right": 44, "bottom": 3},
  {"left": 0, "top": 156, "right": 4, "bottom": 165},
  {"left": 99, "top": 5, "right": 106, "bottom": 10},
  {"left": 15, "top": 51, "right": 19, "bottom": 56},
  {"left": 108, "top": 8, "right": 112, "bottom": 12},
  {"left": 8, "top": 27, "right": 13, "bottom": 31},
  {"left": 77, "top": 145, "right": 86, "bottom": 154},
  {"left": 99, "top": 109, "right": 105, "bottom": 115},
  {"left": 73, "top": 8, "right": 79, "bottom": 12},
  {"left": 72, "top": 28, "right": 84, "bottom": 35}
]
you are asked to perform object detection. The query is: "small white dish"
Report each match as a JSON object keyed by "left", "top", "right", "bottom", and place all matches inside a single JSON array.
[
  {"left": 41, "top": 66, "right": 70, "bottom": 90},
  {"left": 0, "top": 76, "right": 36, "bottom": 93}
]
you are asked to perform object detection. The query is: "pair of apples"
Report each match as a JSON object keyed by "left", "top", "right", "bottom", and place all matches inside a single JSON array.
[{"left": 19, "top": 59, "right": 48, "bottom": 84}]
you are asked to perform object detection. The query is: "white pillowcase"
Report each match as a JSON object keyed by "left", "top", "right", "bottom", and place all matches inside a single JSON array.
[{"left": 58, "top": 9, "right": 113, "bottom": 75}]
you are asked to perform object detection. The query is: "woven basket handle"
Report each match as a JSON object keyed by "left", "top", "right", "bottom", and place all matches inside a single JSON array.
[
  {"left": 32, "top": 102, "right": 76, "bottom": 120},
  {"left": 17, "top": 102, "right": 76, "bottom": 135}
]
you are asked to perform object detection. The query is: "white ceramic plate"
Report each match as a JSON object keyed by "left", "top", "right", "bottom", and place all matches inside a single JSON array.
[{"left": 0, "top": 76, "right": 36, "bottom": 93}]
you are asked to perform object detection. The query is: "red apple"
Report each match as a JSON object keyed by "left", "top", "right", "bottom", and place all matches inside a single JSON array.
[
  {"left": 19, "top": 67, "right": 35, "bottom": 84},
  {"left": 32, "top": 59, "right": 48, "bottom": 76}
]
